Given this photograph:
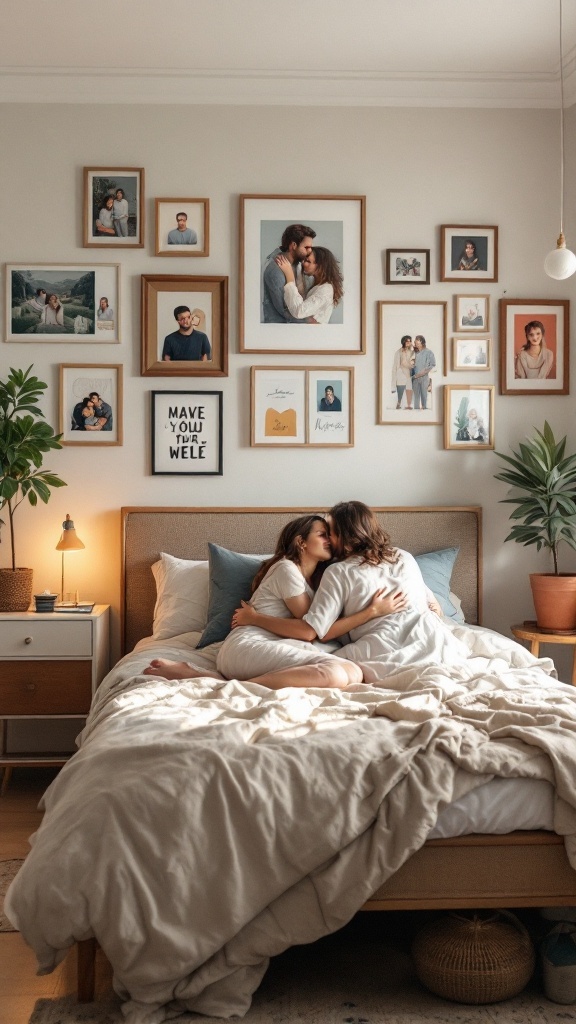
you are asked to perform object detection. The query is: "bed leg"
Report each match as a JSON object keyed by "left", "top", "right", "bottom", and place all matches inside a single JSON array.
[{"left": 77, "top": 937, "right": 97, "bottom": 1002}]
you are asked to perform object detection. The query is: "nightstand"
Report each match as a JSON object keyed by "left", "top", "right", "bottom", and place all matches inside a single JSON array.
[
  {"left": 0, "top": 605, "right": 110, "bottom": 794},
  {"left": 511, "top": 621, "right": 576, "bottom": 685}
]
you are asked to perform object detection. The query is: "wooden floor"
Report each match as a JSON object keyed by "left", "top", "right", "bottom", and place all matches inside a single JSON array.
[{"left": 0, "top": 767, "right": 113, "bottom": 1024}]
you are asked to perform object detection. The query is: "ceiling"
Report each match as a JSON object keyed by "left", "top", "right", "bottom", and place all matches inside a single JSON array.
[{"left": 2, "top": 0, "right": 576, "bottom": 107}]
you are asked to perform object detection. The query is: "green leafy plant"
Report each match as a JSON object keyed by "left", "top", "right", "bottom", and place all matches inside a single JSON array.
[
  {"left": 494, "top": 421, "right": 576, "bottom": 575},
  {"left": 0, "top": 365, "right": 67, "bottom": 570}
]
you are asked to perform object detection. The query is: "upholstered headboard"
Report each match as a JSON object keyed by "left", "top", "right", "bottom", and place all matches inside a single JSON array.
[{"left": 121, "top": 506, "right": 482, "bottom": 654}]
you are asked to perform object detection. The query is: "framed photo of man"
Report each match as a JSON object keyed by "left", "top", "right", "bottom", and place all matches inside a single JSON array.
[
  {"left": 155, "top": 199, "right": 209, "bottom": 257},
  {"left": 440, "top": 225, "right": 498, "bottom": 282},
  {"left": 239, "top": 194, "right": 366, "bottom": 354},
  {"left": 6, "top": 264, "right": 120, "bottom": 343},
  {"left": 141, "top": 275, "right": 228, "bottom": 377},
  {"left": 378, "top": 301, "right": 447, "bottom": 425},
  {"left": 151, "top": 390, "right": 223, "bottom": 475},
  {"left": 444, "top": 385, "right": 495, "bottom": 450},
  {"left": 499, "top": 298, "right": 569, "bottom": 395},
  {"left": 59, "top": 364, "right": 123, "bottom": 445},
  {"left": 83, "top": 168, "right": 144, "bottom": 248}
]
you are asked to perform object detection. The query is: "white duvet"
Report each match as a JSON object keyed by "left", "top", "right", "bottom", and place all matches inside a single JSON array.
[{"left": 6, "top": 619, "right": 576, "bottom": 1024}]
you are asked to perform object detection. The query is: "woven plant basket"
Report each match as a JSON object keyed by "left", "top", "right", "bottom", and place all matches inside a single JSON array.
[
  {"left": 412, "top": 910, "right": 535, "bottom": 1004},
  {"left": 0, "top": 567, "right": 33, "bottom": 612}
]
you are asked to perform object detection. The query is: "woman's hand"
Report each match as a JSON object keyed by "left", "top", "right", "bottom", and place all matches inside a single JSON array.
[
  {"left": 428, "top": 597, "right": 442, "bottom": 616},
  {"left": 275, "top": 254, "right": 295, "bottom": 284},
  {"left": 370, "top": 588, "right": 408, "bottom": 617},
  {"left": 231, "top": 600, "right": 257, "bottom": 629}
]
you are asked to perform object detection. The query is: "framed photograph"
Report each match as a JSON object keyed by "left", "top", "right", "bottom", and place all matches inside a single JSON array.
[
  {"left": 452, "top": 336, "right": 492, "bottom": 371},
  {"left": 155, "top": 198, "right": 209, "bottom": 257},
  {"left": 239, "top": 194, "right": 365, "bottom": 354},
  {"left": 385, "top": 248, "right": 430, "bottom": 285},
  {"left": 59, "top": 364, "right": 123, "bottom": 446},
  {"left": 454, "top": 294, "right": 490, "bottom": 332},
  {"left": 440, "top": 225, "right": 498, "bottom": 282},
  {"left": 377, "top": 301, "right": 447, "bottom": 425},
  {"left": 499, "top": 298, "right": 569, "bottom": 395},
  {"left": 83, "top": 167, "right": 144, "bottom": 248},
  {"left": 251, "top": 366, "right": 354, "bottom": 447},
  {"left": 151, "top": 390, "right": 223, "bottom": 475},
  {"left": 141, "top": 275, "right": 228, "bottom": 377},
  {"left": 444, "top": 385, "right": 495, "bottom": 450},
  {"left": 6, "top": 264, "right": 120, "bottom": 343}
]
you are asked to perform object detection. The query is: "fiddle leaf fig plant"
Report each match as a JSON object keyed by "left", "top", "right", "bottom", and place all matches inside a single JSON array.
[
  {"left": 493, "top": 421, "right": 576, "bottom": 576},
  {"left": 0, "top": 365, "right": 67, "bottom": 570}
]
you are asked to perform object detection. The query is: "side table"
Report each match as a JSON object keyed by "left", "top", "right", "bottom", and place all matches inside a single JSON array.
[{"left": 511, "top": 621, "right": 576, "bottom": 685}]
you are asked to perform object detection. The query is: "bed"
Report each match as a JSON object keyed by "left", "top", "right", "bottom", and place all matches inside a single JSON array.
[{"left": 6, "top": 505, "right": 576, "bottom": 1024}]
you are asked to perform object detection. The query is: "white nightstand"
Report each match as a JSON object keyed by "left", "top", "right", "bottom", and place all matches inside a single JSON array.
[{"left": 0, "top": 604, "right": 110, "bottom": 794}]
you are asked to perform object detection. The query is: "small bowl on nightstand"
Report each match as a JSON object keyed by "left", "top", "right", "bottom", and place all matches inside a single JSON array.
[{"left": 34, "top": 593, "right": 58, "bottom": 613}]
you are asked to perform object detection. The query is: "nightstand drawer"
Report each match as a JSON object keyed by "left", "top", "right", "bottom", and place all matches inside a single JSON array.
[
  {"left": 1, "top": 662, "right": 92, "bottom": 714},
  {"left": 0, "top": 619, "right": 92, "bottom": 657}
]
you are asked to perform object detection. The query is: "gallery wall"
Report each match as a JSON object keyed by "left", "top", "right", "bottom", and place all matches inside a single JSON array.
[{"left": 2, "top": 100, "right": 576, "bottom": 675}]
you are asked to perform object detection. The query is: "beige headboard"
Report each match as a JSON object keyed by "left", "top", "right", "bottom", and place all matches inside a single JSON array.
[{"left": 121, "top": 506, "right": 482, "bottom": 654}]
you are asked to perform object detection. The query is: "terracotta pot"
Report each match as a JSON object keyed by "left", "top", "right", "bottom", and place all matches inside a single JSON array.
[
  {"left": 0, "top": 567, "right": 34, "bottom": 612},
  {"left": 529, "top": 573, "right": 576, "bottom": 631}
]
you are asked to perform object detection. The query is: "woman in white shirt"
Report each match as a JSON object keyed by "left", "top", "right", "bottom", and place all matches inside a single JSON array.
[
  {"left": 276, "top": 246, "right": 343, "bottom": 324},
  {"left": 37, "top": 293, "right": 64, "bottom": 332},
  {"left": 113, "top": 188, "right": 130, "bottom": 237}
]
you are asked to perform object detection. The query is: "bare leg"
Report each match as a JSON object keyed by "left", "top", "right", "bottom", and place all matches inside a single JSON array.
[
  {"left": 143, "top": 658, "right": 220, "bottom": 680},
  {"left": 406, "top": 388, "right": 413, "bottom": 409},
  {"left": 143, "top": 657, "right": 363, "bottom": 690}
]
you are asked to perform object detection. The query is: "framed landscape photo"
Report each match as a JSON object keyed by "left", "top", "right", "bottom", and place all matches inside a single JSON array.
[
  {"left": 83, "top": 167, "right": 144, "bottom": 248},
  {"left": 385, "top": 248, "right": 430, "bottom": 285},
  {"left": 151, "top": 390, "right": 223, "bottom": 475},
  {"left": 377, "top": 301, "right": 447, "bottom": 425},
  {"left": 155, "top": 198, "right": 209, "bottom": 257},
  {"left": 454, "top": 294, "right": 490, "bottom": 332},
  {"left": 251, "top": 366, "right": 354, "bottom": 447},
  {"left": 239, "top": 194, "right": 365, "bottom": 354},
  {"left": 444, "top": 385, "right": 495, "bottom": 450},
  {"left": 6, "top": 264, "right": 120, "bottom": 343},
  {"left": 59, "top": 364, "right": 123, "bottom": 445},
  {"left": 440, "top": 225, "right": 498, "bottom": 282},
  {"left": 499, "top": 298, "right": 569, "bottom": 395},
  {"left": 141, "top": 275, "right": 228, "bottom": 377},
  {"left": 452, "top": 336, "right": 491, "bottom": 371}
]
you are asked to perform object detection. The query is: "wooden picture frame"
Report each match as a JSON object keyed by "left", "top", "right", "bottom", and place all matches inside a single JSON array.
[
  {"left": 151, "top": 390, "right": 223, "bottom": 475},
  {"left": 239, "top": 194, "right": 365, "bottom": 354},
  {"left": 385, "top": 248, "right": 430, "bottom": 285},
  {"left": 141, "top": 275, "right": 228, "bottom": 377},
  {"left": 377, "top": 301, "right": 447, "bottom": 425},
  {"left": 452, "top": 336, "right": 492, "bottom": 371},
  {"left": 443, "top": 385, "right": 495, "bottom": 450},
  {"left": 440, "top": 225, "right": 498, "bottom": 282},
  {"left": 6, "top": 263, "right": 120, "bottom": 344},
  {"left": 155, "top": 198, "right": 209, "bottom": 257},
  {"left": 454, "top": 294, "right": 490, "bottom": 332},
  {"left": 251, "top": 366, "right": 354, "bottom": 447},
  {"left": 59, "top": 364, "right": 123, "bottom": 445},
  {"left": 83, "top": 167, "right": 144, "bottom": 248},
  {"left": 499, "top": 298, "right": 569, "bottom": 395}
]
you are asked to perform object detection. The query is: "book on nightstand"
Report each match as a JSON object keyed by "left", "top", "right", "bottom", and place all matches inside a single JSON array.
[{"left": 54, "top": 603, "right": 95, "bottom": 613}]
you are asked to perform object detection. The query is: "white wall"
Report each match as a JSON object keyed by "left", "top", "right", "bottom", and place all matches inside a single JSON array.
[{"left": 2, "top": 102, "right": 576, "bottom": 674}]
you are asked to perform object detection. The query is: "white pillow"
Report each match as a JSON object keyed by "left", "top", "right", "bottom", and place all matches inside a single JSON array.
[{"left": 151, "top": 552, "right": 210, "bottom": 639}]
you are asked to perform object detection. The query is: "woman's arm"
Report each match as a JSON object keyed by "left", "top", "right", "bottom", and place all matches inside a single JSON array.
[{"left": 231, "top": 588, "right": 408, "bottom": 641}]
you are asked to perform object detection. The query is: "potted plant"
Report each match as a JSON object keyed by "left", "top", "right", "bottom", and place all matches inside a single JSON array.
[
  {"left": 494, "top": 421, "right": 576, "bottom": 631},
  {"left": 0, "top": 365, "right": 67, "bottom": 611}
]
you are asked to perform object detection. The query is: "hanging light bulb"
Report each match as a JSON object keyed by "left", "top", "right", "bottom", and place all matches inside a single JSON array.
[{"left": 545, "top": 0, "right": 576, "bottom": 279}]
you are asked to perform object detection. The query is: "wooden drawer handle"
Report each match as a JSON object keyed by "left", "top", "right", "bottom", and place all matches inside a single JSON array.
[
  {"left": 24, "top": 636, "right": 33, "bottom": 645},
  {"left": 26, "top": 683, "right": 36, "bottom": 692}
]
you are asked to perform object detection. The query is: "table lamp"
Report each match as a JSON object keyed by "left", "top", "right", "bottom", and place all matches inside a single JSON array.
[{"left": 56, "top": 513, "right": 85, "bottom": 605}]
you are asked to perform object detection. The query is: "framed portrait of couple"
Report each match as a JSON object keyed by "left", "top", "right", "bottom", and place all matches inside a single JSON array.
[
  {"left": 377, "top": 301, "right": 448, "bottom": 425},
  {"left": 239, "top": 195, "right": 366, "bottom": 354}
]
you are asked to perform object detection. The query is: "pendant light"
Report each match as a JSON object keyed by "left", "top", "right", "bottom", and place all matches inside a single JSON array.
[{"left": 544, "top": 0, "right": 576, "bottom": 280}]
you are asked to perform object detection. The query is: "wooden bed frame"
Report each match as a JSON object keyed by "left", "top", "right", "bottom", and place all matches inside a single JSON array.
[{"left": 76, "top": 505, "right": 576, "bottom": 1000}]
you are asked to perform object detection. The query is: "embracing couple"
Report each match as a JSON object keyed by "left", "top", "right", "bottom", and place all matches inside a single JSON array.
[
  {"left": 145, "top": 501, "right": 451, "bottom": 692},
  {"left": 261, "top": 223, "right": 343, "bottom": 325}
]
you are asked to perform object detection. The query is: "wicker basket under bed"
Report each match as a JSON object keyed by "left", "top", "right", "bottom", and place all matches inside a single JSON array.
[{"left": 412, "top": 910, "right": 535, "bottom": 1004}]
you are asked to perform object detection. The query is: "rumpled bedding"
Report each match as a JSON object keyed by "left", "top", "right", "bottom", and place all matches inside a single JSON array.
[{"left": 6, "top": 617, "right": 576, "bottom": 1024}]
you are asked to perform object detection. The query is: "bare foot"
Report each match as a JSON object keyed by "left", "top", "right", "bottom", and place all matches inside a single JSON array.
[{"left": 143, "top": 658, "right": 217, "bottom": 681}]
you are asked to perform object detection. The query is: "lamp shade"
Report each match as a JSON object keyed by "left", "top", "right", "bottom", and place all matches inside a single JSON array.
[
  {"left": 56, "top": 513, "right": 85, "bottom": 552},
  {"left": 544, "top": 236, "right": 576, "bottom": 280}
]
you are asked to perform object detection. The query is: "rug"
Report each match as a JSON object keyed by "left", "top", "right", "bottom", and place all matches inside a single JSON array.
[
  {"left": 28, "top": 915, "right": 576, "bottom": 1024},
  {"left": 0, "top": 857, "right": 23, "bottom": 932}
]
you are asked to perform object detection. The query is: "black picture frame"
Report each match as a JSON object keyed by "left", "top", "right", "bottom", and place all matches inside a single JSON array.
[{"left": 151, "top": 390, "right": 223, "bottom": 475}]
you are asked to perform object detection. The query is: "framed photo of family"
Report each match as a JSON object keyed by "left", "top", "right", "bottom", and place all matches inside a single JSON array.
[
  {"left": 239, "top": 194, "right": 366, "bottom": 354},
  {"left": 5, "top": 264, "right": 120, "bottom": 343},
  {"left": 452, "top": 336, "right": 491, "bottom": 371},
  {"left": 155, "top": 198, "right": 209, "bottom": 257},
  {"left": 251, "top": 366, "right": 354, "bottom": 447},
  {"left": 499, "top": 298, "right": 569, "bottom": 396},
  {"left": 141, "top": 274, "right": 228, "bottom": 377},
  {"left": 385, "top": 248, "right": 430, "bottom": 285},
  {"left": 377, "top": 301, "right": 447, "bottom": 425},
  {"left": 440, "top": 225, "right": 498, "bottom": 282},
  {"left": 58, "top": 364, "right": 123, "bottom": 446},
  {"left": 454, "top": 294, "right": 490, "bottom": 332},
  {"left": 151, "top": 390, "right": 223, "bottom": 475},
  {"left": 444, "top": 385, "right": 495, "bottom": 450},
  {"left": 83, "top": 168, "right": 144, "bottom": 248}
]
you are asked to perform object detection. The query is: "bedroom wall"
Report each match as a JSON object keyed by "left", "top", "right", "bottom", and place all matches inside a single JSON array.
[{"left": 2, "top": 101, "right": 576, "bottom": 681}]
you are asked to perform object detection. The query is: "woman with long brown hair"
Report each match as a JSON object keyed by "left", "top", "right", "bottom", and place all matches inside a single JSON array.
[{"left": 275, "top": 245, "right": 344, "bottom": 324}]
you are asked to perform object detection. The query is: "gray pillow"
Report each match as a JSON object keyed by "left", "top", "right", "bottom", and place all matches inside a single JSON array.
[
  {"left": 196, "top": 544, "right": 266, "bottom": 648},
  {"left": 414, "top": 547, "right": 462, "bottom": 621}
]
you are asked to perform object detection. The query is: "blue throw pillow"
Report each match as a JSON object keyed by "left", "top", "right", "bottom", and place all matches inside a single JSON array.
[
  {"left": 197, "top": 544, "right": 267, "bottom": 648},
  {"left": 414, "top": 547, "right": 463, "bottom": 622}
]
